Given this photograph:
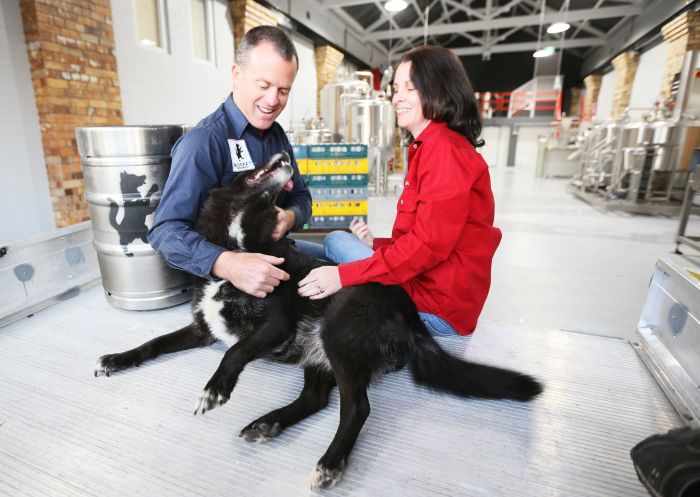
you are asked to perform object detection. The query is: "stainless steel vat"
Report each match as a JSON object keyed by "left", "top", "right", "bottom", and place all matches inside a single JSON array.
[
  {"left": 650, "top": 121, "right": 681, "bottom": 145},
  {"left": 295, "top": 128, "right": 334, "bottom": 144},
  {"left": 345, "top": 98, "right": 395, "bottom": 147},
  {"left": 76, "top": 125, "right": 193, "bottom": 310},
  {"left": 621, "top": 122, "right": 655, "bottom": 148},
  {"left": 320, "top": 80, "right": 371, "bottom": 141}
]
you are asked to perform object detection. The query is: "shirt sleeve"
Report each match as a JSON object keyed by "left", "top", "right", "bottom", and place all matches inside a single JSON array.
[
  {"left": 339, "top": 141, "right": 482, "bottom": 287},
  {"left": 148, "top": 127, "right": 228, "bottom": 279},
  {"left": 279, "top": 143, "right": 312, "bottom": 231}
]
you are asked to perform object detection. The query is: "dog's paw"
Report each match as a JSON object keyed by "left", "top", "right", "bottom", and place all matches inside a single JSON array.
[
  {"left": 193, "top": 387, "right": 229, "bottom": 415},
  {"left": 308, "top": 461, "right": 345, "bottom": 489},
  {"left": 94, "top": 353, "right": 139, "bottom": 377},
  {"left": 240, "top": 421, "right": 282, "bottom": 442}
]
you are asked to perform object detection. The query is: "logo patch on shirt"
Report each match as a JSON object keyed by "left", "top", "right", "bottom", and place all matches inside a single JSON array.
[{"left": 228, "top": 139, "right": 255, "bottom": 172}]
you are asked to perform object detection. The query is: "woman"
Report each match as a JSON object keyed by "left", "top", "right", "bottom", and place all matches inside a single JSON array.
[{"left": 298, "top": 46, "right": 501, "bottom": 336}]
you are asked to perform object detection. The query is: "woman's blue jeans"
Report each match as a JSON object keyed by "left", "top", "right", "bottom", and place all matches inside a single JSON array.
[{"left": 324, "top": 231, "right": 459, "bottom": 337}]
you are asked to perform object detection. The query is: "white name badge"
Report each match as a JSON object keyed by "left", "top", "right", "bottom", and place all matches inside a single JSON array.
[{"left": 227, "top": 139, "right": 255, "bottom": 172}]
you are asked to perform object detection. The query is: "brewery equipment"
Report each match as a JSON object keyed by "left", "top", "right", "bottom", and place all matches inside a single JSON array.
[
  {"left": 320, "top": 70, "right": 396, "bottom": 194},
  {"left": 76, "top": 125, "right": 194, "bottom": 310}
]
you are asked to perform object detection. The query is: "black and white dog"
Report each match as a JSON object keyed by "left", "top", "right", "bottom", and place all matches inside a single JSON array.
[{"left": 95, "top": 152, "right": 543, "bottom": 489}]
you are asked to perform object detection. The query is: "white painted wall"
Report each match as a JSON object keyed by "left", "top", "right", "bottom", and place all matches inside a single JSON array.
[
  {"left": 627, "top": 41, "right": 668, "bottom": 120},
  {"left": 278, "top": 32, "right": 317, "bottom": 130},
  {"left": 479, "top": 125, "right": 510, "bottom": 168},
  {"left": 513, "top": 126, "right": 554, "bottom": 168},
  {"left": 595, "top": 70, "right": 616, "bottom": 121},
  {"left": 111, "top": 0, "right": 235, "bottom": 125},
  {"left": 0, "top": 1, "right": 55, "bottom": 245}
]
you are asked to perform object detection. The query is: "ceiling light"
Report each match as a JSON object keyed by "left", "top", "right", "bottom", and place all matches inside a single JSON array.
[
  {"left": 384, "top": 0, "right": 407, "bottom": 12},
  {"left": 547, "top": 22, "right": 570, "bottom": 34},
  {"left": 533, "top": 46, "right": 556, "bottom": 58}
]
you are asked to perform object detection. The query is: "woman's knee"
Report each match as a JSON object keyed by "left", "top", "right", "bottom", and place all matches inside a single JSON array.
[{"left": 324, "top": 230, "right": 373, "bottom": 264}]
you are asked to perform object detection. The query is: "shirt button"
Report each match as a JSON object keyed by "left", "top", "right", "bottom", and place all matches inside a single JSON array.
[
  {"left": 400, "top": 199, "right": 404, "bottom": 204},
  {"left": 405, "top": 181, "right": 409, "bottom": 186},
  {"left": 413, "top": 144, "right": 418, "bottom": 149}
]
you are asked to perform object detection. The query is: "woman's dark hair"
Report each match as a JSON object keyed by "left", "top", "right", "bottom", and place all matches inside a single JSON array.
[{"left": 399, "top": 46, "right": 484, "bottom": 147}]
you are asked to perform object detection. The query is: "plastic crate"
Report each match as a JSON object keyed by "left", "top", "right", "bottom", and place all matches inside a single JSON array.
[
  {"left": 308, "top": 215, "right": 354, "bottom": 229},
  {"left": 306, "top": 174, "right": 369, "bottom": 188},
  {"left": 310, "top": 187, "right": 369, "bottom": 201},
  {"left": 307, "top": 143, "right": 368, "bottom": 158},
  {"left": 306, "top": 158, "right": 369, "bottom": 174},
  {"left": 312, "top": 200, "right": 368, "bottom": 216}
]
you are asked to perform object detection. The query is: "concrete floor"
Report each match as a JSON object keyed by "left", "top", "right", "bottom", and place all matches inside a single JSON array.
[{"left": 370, "top": 163, "right": 700, "bottom": 340}]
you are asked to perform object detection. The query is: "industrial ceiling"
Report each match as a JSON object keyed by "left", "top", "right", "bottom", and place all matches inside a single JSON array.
[{"left": 322, "top": 0, "right": 645, "bottom": 61}]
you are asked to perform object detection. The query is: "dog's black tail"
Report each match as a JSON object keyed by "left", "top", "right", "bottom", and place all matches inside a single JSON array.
[{"left": 408, "top": 332, "right": 542, "bottom": 401}]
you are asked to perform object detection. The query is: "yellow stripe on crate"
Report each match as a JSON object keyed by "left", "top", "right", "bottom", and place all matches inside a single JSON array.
[
  {"left": 312, "top": 200, "right": 369, "bottom": 216},
  {"left": 306, "top": 158, "right": 369, "bottom": 174}
]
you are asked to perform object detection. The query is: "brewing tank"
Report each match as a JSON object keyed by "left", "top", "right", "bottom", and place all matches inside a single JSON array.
[
  {"left": 344, "top": 98, "right": 395, "bottom": 146},
  {"left": 320, "top": 80, "right": 371, "bottom": 141}
]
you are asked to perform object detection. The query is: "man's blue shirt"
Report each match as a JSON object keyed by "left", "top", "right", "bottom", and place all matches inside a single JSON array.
[{"left": 148, "top": 94, "right": 311, "bottom": 278}]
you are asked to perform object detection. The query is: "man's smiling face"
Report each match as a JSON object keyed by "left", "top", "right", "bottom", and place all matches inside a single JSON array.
[{"left": 231, "top": 42, "right": 297, "bottom": 132}]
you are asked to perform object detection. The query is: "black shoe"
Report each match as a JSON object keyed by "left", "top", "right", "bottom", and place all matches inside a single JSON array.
[{"left": 631, "top": 426, "right": 700, "bottom": 497}]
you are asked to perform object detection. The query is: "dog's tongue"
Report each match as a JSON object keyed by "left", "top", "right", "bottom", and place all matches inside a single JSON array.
[{"left": 284, "top": 179, "right": 294, "bottom": 192}]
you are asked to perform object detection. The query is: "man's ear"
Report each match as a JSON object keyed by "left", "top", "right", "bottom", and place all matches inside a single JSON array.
[{"left": 231, "top": 63, "right": 241, "bottom": 84}]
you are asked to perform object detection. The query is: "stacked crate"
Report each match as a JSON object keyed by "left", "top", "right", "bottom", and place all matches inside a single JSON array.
[
  {"left": 660, "top": 11, "right": 700, "bottom": 101},
  {"left": 294, "top": 144, "right": 369, "bottom": 229}
]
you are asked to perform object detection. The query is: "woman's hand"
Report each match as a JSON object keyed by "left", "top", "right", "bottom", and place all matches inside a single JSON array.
[
  {"left": 298, "top": 266, "right": 342, "bottom": 300},
  {"left": 349, "top": 216, "right": 374, "bottom": 248}
]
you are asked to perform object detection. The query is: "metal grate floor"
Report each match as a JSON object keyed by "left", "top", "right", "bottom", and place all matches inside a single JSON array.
[{"left": 0, "top": 285, "right": 680, "bottom": 496}]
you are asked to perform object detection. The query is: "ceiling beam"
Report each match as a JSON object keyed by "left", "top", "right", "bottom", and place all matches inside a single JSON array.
[
  {"left": 366, "top": 5, "right": 641, "bottom": 40},
  {"left": 451, "top": 37, "right": 606, "bottom": 56},
  {"left": 321, "top": 0, "right": 379, "bottom": 8},
  {"left": 491, "top": 0, "right": 525, "bottom": 19}
]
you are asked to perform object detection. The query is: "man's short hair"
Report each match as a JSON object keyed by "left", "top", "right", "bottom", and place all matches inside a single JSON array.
[{"left": 236, "top": 25, "right": 298, "bottom": 70}]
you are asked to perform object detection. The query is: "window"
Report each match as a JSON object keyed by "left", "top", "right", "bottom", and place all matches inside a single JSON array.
[
  {"left": 135, "top": 0, "right": 161, "bottom": 47},
  {"left": 191, "top": 0, "right": 212, "bottom": 61}
]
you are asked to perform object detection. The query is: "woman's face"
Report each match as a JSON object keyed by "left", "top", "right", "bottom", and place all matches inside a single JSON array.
[{"left": 392, "top": 61, "right": 430, "bottom": 137}]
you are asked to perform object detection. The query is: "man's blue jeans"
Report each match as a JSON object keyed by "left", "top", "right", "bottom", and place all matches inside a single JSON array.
[{"left": 324, "top": 231, "right": 459, "bottom": 337}]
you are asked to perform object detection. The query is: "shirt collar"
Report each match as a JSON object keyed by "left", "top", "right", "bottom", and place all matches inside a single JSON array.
[
  {"left": 412, "top": 120, "right": 448, "bottom": 147},
  {"left": 224, "top": 93, "right": 251, "bottom": 139}
]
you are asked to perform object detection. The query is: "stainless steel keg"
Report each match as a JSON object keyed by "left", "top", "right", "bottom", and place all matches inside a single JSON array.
[{"left": 76, "top": 125, "right": 193, "bottom": 310}]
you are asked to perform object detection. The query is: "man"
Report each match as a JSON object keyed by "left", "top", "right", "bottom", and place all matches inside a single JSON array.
[{"left": 148, "top": 26, "right": 312, "bottom": 299}]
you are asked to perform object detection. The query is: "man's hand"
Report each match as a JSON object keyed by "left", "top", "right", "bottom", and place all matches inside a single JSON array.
[
  {"left": 271, "top": 207, "right": 296, "bottom": 241},
  {"left": 212, "top": 251, "right": 289, "bottom": 298},
  {"left": 349, "top": 217, "right": 374, "bottom": 248},
  {"left": 298, "top": 266, "right": 342, "bottom": 300}
]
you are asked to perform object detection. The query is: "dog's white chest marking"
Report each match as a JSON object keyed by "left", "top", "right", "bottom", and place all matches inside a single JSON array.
[
  {"left": 228, "top": 212, "right": 245, "bottom": 250},
  {"left": 199, "top": 280, "right": 239, "bottom": 346},
  {"left": 297, "top": 319, "right": 331, "bottom": 372}
]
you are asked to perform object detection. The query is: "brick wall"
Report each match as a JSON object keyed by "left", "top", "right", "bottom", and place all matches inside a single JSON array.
[
  {"left": 583, "top": 74, "right": 602, "bottom": 121},
  {"left": 229, "top": 0, "right": 278, "bottom": 52},
  {"left": 314, "top": 45, "right": 344, "bottom": 116},
  {"left": 20, "top": 0, "right": 122, "bottom": 227},
  {"left": 660, "top": 10, "right": 700, "bottom": 101},
  {"left": 610, "top": 51, "right": 639, "bottom": 118}
]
